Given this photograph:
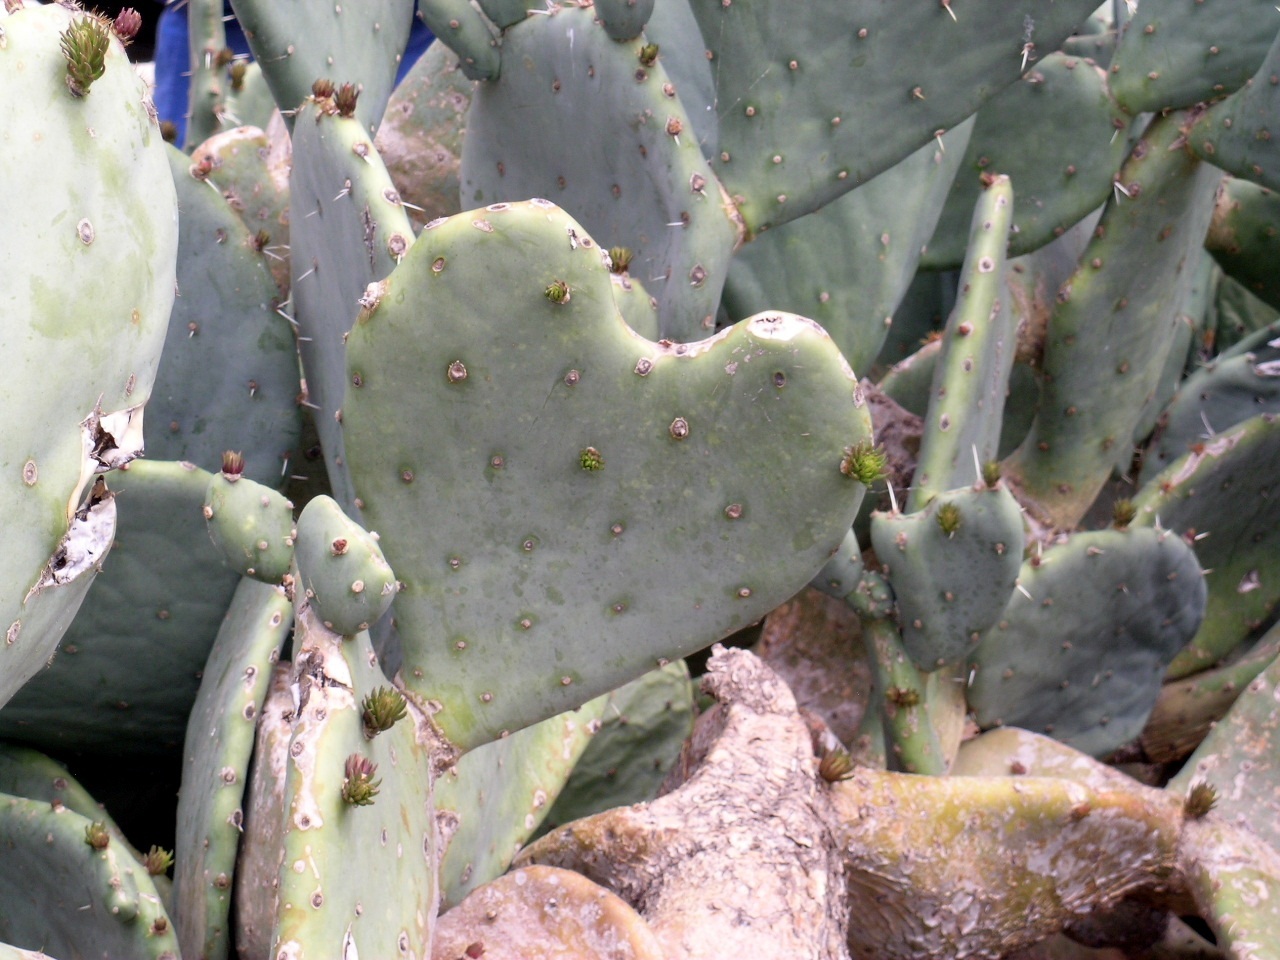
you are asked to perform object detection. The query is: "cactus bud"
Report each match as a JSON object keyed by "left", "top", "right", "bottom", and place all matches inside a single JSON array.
[
  {"left": 160, "top": 120, "right": 179, "bottom": 143},
  {"left": 981, "top": 460, "right": 1002, "bottom": 488},
  {"left": 579, "top": 447, "right": 605, "bottom": 471},
  {"left": 886, "top": 686, "right": 921, "bottom": 708},
  {"left": 840, "top": 441, "right": 887, "bottom": 486},
  {"left": 312, "top": 78, "right": 336, "bottom": 100},
  {"left": 638, "top": 43, "right": 659, "bottom": 66},
  {"left": 334, "top": 83, "right": 359, "bottom": 118},
  {"left": 362, "top": 686, "right": 408, "bottom": 738},
  {"left": 341, "top": 754, "right": 381, "bottom": 806},
  {"left": 61, "top": 15, "right": 112, "bottom": 97},
  {"left": 818, "top": 747, "right": 855, "bottom": 782},
  {"left": 544, "top": 280, "right": 570, "bottom": 304},
  {"left": 112, "top": 8, "right": 142, "bottom": 43},
  {"left": 935, "top": 501, "right": 962, "bottom": 536},
  {"left": 213, "top": 47, "right": 234, "bottom": 69},
  {"left": 250, "top": 229, "right": 271, "bottom": 253},
  {"left": 1112, "top": 499, "right": 1137, "bottom": 529},
  {"left": 229, "top": 61, "right": 247, "bottom": 92},
  {"left": 608, "top": 246, "right": 634, "bottom": 274},
  {"left": 221, "top": 451, "right": 245, "bottom": 481},
  {"left": 144, "top": 845, "right": 175, "bottom": 876},
  {"left": 84, "top": 821, "right": 111, "bottom": 850},
  {"left": 1184, "top": 781, "right": 1218, "bottom": 819}
]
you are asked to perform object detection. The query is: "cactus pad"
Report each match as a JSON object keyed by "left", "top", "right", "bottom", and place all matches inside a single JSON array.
[
  {"left": 342, "top": 201, "right": 870, "bottom": 749},
  {"left": 968, "top": 527, "right": 1207, "bottom": 756}
]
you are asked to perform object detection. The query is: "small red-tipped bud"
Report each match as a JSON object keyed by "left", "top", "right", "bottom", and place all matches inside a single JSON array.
[
  {"left": 84, "top": 821, "right": 111, "bottom": 850},
  {"left": 334, "top": 83, "right": 359, "bottom": 118},
  {"left": 312, "top": 78, "right": 336, "bottom": 100},
  {"left": 608, "top": 246, "right": 633, "bottom": 273},
  {"left": 144, "top": 845, "right": 174, "bottom": 876},
  {"left": 112, "top": 8, "right": 142, "bottom": 43},
  {"left": 331, "top": 538, "right": 349, "bottom": 556},
  {"left": 1184, "top": 781, "right": 1218, "bottom": 819},
  {"left": 341, "top": 754, "right": 381, "bottom": 806},
  {"left": 221, "top": 451, "right": 245, "bottom": 480}
]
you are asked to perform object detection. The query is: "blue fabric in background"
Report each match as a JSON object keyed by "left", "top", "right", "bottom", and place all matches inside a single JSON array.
[{"left": 154, "top": 1, "right": 434, "bottom": 144}]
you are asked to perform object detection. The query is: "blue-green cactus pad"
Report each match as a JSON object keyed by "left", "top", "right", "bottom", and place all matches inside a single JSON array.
[
  {"left": 969, "top": 527, "right": 1207, "bottom": 756},
  {"left": 689, "top": 0, "right": 1102, "bottom": 233},
  {"left": 1135, "top": 413, "right": 1280, "bottom": 678},
  {"left": 342, "top": 200, "right": 871, "bottom": 749}
]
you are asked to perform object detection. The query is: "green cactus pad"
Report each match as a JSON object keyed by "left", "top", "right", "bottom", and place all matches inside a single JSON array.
[
  {"left": 871, "top": 485, "right": 1024, "bottom": 670},
  {"left": 0, "top": 461, "right": 240, "bottom": 755},
  {"left": 910, "top": 175, "right": 1016, "bottom": 509},
  {"left": 1133, "top": 413, "right": 1280, "bottom": 679},
  {"left": 204, "top": 469, "right": 297, "bottom": 583},
  {"left": 1206, "top": 177, "right": 1280, "bottom": 312},
  {"left": 437, "top": 696, "right": 606, "bottom": 908},
  {"left": 690, "top": 0, "right": 1101, "bottom": 234},
  {"left": 723, "top": 122, "right": 972, "bottom": 374},
  {"left": 595, "top": 0, "right": 654, "bottom": 41},
  {"left": 1141, "top": 320, "right": 1280, "bottom": 483},
  {"left": 0, "top": 744, "right": 141, "bottom": 860},
  {"left": 0, "top": 793, "right": 179, "bottom": 960},
  {"left": 228, "top": 0, "right": 414, "bottom": 130},
  {"left": 342, "top": 200, "right": 870, "bottom": 750},
  {"left": 1002, "top": 113, "right": 1221, "bottom": 530},
  {"left": 1171, "top": 649, "right": 1280, "bottom": 853},
  {"left": 270, "top": 606, "right": 438, "bottom": 958},
  {"left": 416, "top": 0, "right": 500, "bottom": 79},
  {"left": 375, "top": 40, "right": 471, "bottom": 230},
  {"left": 1109, "top": 0, "right": 1279, "bottom": 114},
  {"left": 1141, "top": 621, "right": 1280, "bottom": 764},
  {"left": 152, "top": 145, "right": 301, "bottom": 487},
  {"left": 921, "top": 53, "right": 1128, "bottom": 269},
  {"left": 968, "top": 527, "right": 1207, "bottom": 756},
  {"left": 0, "top": 2, "right": 177, "bottom": 710},
  {"left": 174, "top": 578, "right": 291, "bottom": 960},
  {"left": 291, "top": 100, "right": 415, "bottom": 514},
  {"left": 809, "top": 528, "right": 865, "bottom": 603},
  {"left": 1188, "top": 29, "right": 1280, "bottom": 192},
  {"left": 460, "top": 5, "right": 739, "bottom": 342},
  {"left": 539, "top": 661, "right": 694, "bottom": 836},
  {"left": 188, "top": 124, "right": 292, "bottom": 296},
  {"left": 184, "top": 0, "right": 232, "bottom": 148},
  {"left": 294, "top": 495, "right": 397, "bottom": 635}
]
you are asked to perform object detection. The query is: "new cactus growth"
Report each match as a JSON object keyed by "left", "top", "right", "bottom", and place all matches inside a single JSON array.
[{"left": 361, "top": 686, "right": 407, "bottom": 738}]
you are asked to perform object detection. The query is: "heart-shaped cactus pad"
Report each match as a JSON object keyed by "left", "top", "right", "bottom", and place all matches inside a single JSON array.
[{"left": 343, "top": 200, "right": 871, "bottom": 749}]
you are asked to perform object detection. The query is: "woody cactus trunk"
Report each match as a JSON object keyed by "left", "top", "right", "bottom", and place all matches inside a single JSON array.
[{"left": 3, "top": 0, "right": 1280, "bottom": 958}]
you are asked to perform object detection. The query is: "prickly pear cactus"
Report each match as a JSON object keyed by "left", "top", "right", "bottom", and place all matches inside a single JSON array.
[
  {"left": 0, "top": 1, "right": 178, "bottom": 709},
  {"left": 342, "top": 201, "right": 871, "bottom": 749}
]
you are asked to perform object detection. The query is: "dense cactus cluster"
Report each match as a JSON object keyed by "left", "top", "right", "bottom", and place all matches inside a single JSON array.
[{"left": 3, "top": 0, "right": 1280, "bottom": 957}]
